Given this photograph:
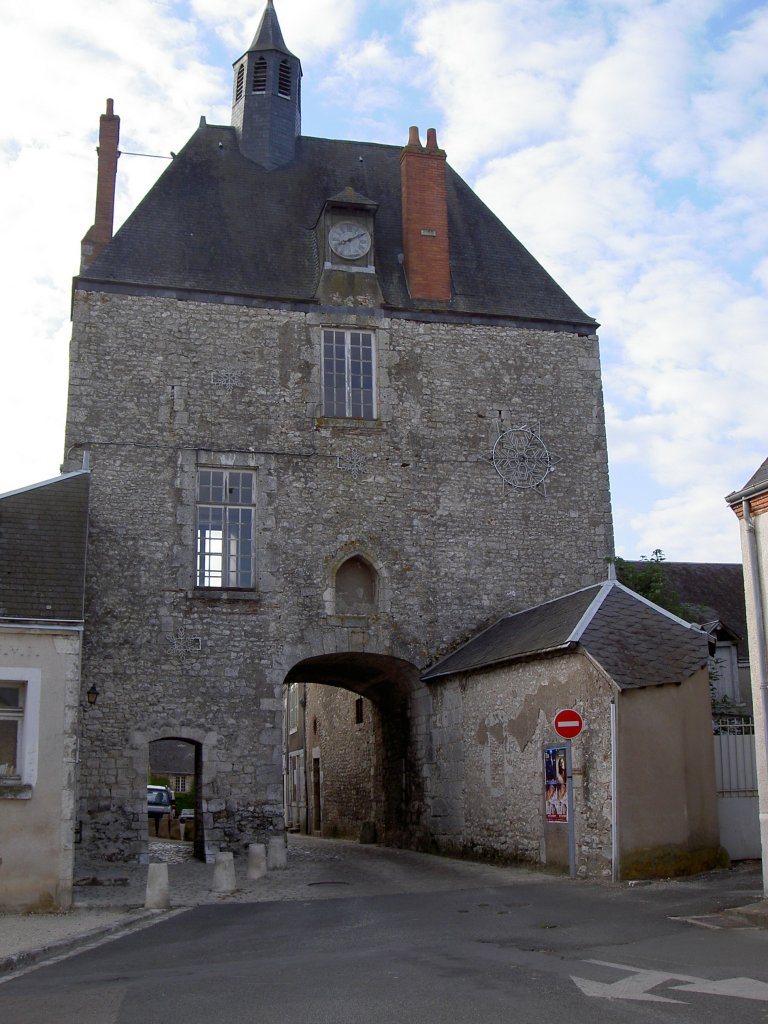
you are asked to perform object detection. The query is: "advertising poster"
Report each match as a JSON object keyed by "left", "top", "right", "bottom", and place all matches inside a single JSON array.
[{"left": 544, "top": 746, "right": 568, "bottom": 823}]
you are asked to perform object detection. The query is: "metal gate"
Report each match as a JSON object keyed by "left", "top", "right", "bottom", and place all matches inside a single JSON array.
[{"left": 713, "top": 715, "right": 760, "bottom": 860}]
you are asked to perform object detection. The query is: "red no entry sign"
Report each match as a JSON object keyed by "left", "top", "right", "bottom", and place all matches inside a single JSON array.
[{"left": 554, "top": 708, "right": 583, "bottom": 739}]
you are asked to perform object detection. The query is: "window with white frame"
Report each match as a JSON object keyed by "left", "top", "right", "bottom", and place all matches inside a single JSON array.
[
  {"left": 196, "top": 469, "right": 256, "bottom": 589},
  {"left": 322, "top": 329, "right": 376, "bottom": 419},
  {"left": 0, "top": 683, "right": 24, "bottom": 779},
  {"left": 173, "top": 775, "right": 187, "bottom": 793}
]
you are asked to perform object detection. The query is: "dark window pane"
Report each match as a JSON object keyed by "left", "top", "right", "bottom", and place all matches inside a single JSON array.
[
  {"left": 0, "top": 720, "right": 18, "bottom": 777},
  {"left": 0, "top": 687, "right": 20, "bottom": 710}
]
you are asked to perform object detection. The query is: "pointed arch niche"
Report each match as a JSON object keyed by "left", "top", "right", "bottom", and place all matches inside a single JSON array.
[{"left": 333, "top": 555, "right": 379, "bottom": 616}]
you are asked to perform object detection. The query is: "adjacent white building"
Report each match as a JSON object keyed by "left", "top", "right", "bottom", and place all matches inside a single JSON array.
[{"left": 727, "top": 458, "right": 768, "bottom": 894}]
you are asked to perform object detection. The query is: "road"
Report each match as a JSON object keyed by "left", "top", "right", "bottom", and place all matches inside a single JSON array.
[{"left": 1, "top": 841, "right": 768, "bottom": 1023}]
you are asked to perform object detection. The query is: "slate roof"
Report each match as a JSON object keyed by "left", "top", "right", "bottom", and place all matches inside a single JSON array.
[
  {"left": 247, "top": 0, "right": 295, "bottom": 55},
  {"left": 421, "top": 581, "right": 708, "bottom": 690},
  {"left": 150, "top": 739, "right": 196, "bottom": 776},
  {"left": 78, "top": 126, "right": 596, "bottom": 328},
  {"left": 626, "top": 560, "right": 747, "bottom": 647},
  {"left": 0, "top": 472, "right": 89, "bottom": 622},
  {"left": 726, "top": 457, "right": 768, "bottom": 504}
]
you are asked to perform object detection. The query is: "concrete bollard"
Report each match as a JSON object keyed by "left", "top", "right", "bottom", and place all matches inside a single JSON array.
[
  {"left": 247, "top": 843, "right": 267, "bottom": 880},
  {"left": 145, "top": 862, "right": 170, "bottom": 910},
  {"left": 212, "top": 851, "right": 236, "bottom": 893},
  {"left": 266, "top": 835, "right": 287, "bottom": 870}
]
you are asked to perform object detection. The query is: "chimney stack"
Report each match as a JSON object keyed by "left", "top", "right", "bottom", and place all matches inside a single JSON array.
[
  {"left": 400, "top": 126, "right": 451, "bottom": 303},
  {"left": 80, "top": 99, "right": 120, "bottom": 272}
]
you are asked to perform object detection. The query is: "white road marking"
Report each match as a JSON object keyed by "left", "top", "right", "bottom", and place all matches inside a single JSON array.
[
  {"left": 672, "top": 978, "right": 768, "bottom": 1001},
  {"left": 572, "top": 959, "right": 768, "bottom": 1003},
  {"left": 572, "top": 969, "right": 683, "bottom": 1003}
]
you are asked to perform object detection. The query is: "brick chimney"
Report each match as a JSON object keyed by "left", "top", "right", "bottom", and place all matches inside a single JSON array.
[
  {"left": 80, "top": 99, "right": 120, "bottom": 272},
  {"left": 400, "top": 126, "right": 451, "bottom": 303}
]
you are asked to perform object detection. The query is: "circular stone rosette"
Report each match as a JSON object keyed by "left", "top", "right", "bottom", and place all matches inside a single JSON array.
[{"left": 492, "top": 427, "right": 555, "bottom": 489}]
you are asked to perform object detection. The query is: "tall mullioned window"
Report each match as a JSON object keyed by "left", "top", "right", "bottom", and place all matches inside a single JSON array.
[
  {"left": 196, "top": 469, "right": 255, "bottom": 588},
  {"left": 322, "top": 329, "right": 376, "bottom": 419}
]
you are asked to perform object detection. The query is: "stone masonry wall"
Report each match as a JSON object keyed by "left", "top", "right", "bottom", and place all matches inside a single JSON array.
[
  {"left": 305, "top": 685, "right": 376, "bottom": 840},
  {"left": 64, "top": 290, "right": 613, "bottom": 859},
  {"left": 419, "top": 655, "right": 615, "bottom": 876}
]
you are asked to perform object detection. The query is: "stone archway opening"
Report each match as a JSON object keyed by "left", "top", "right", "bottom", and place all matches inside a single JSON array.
[
  {"left": 148, "top": 736, "right": 205, "bottom": 860},
  {"left": 283, "top": 653, "right": 422, "bottom": 847}
]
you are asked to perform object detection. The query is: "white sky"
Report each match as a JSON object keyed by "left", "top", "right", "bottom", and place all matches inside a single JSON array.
[{"left": 1, "top": 0, "right": 766, "bottom": 563}]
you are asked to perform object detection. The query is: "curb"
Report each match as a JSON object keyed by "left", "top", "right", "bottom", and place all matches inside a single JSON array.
[
  {"left": 0, "top": 909, "right": 170, "bottom": 976},
  {"left": 722, "top": 899, "right": 768, "bottom": 927}
]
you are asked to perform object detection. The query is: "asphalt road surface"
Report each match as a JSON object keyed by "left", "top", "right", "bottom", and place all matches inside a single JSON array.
[{"left": 2, "top": 845, "right": 768, "bottom": 1023}]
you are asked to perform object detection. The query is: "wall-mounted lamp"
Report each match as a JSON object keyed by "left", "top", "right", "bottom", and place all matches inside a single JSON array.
[{"left": 86, "top": 684, "right": 100, "bottom": 705}]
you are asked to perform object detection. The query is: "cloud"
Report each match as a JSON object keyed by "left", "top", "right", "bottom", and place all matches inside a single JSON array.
[
  {"left": 0, "top": 1, "right": 228, "bottom": 491},
  {"left": 319, "top": 33, "right": 418, "bottom": 120},
  {"left": 1, "top": 0, "right": 766, "bottom": 567},
  {"left": 404, "top": 0, "right": 767, "bottom": 560},
  {"left": 189, "top": 0, "right": 364, "bottom": 59},
  {"left": 410, "top": 0, "right": 595, "bottom": 170}
]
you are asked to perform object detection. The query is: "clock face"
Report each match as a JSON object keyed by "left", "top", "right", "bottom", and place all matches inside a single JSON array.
[{"left": 329, "top": 221, "right": 372, "bottom": 260}]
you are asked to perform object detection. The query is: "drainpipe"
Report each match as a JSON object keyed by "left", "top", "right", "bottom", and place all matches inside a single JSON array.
[
  {"left": 610, "top": 700, "right": 619, "bottom": 882},
  {"left": 742, "top": 497, "right": 768, "bottom": 897}
]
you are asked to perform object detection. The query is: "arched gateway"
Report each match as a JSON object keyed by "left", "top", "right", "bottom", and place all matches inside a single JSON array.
[{"left": 283, "top": 653, "right": 424, "bottom": 847}]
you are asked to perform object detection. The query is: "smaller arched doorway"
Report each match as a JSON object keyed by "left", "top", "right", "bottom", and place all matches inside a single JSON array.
[
  {"left": 148, "top": 737, "right": 205, "bottom": 860},
  {"left": 283, "top": 653, "right": 422, "bottom": 846}
]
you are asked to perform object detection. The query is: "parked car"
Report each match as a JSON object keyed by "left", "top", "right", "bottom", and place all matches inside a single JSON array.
[
  {"left": 178, "top": 808, "right": 195, "bottom": 822},
  {"left": 147, "top": 785, "right": 175, "bottom": 834}
]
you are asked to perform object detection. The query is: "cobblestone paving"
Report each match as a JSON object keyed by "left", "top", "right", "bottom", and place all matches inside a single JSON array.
[{"left": 72, "top": 834, "right": 549, "bottom": 911}]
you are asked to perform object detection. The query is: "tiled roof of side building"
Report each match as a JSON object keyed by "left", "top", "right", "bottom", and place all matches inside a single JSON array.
[
  {"left": 78, "top": 127, "right": 597, "bottom": 328},
  {"left": 0, "top": 472, "right": 89, "bottom": 622},
  {"left": 420, "top": 586, "right": 602, "bottom": 680},
  {"left": 580, "top": 585, "right": 708, "bottom": 690},
  {"left": 421, "top": 581, "right": 708, "bottom": 690}
]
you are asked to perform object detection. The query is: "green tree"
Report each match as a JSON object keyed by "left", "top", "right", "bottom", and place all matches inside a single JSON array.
[{"left": 613, "top": 549, "right": 689, "bottom": 618}]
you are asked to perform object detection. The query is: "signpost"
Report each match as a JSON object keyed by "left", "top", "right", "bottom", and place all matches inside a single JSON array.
[{"left": 553, "top": 708, "right": 583, "bottom": 878}]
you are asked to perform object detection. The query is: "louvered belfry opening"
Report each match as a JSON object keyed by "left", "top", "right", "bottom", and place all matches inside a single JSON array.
[{"left": 253, "top": 57, "right": 267, "bottom": 93}]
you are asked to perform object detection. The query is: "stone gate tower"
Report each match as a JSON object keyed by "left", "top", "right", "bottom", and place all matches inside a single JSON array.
[{"left": 66, "top": 1, "right": 613, "bottom": 860}]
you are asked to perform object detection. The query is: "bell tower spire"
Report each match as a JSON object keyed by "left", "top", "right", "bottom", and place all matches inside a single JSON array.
[{"left": 231, "top": 1, "right": 302, "bottom": 169}]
